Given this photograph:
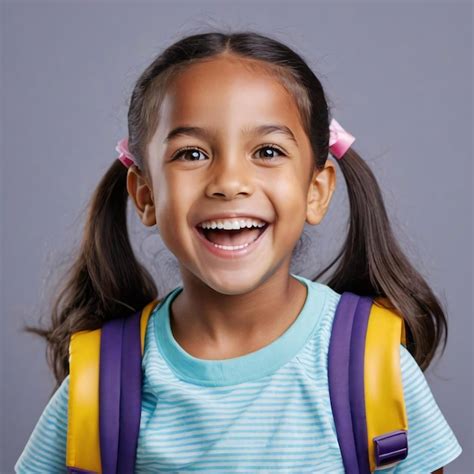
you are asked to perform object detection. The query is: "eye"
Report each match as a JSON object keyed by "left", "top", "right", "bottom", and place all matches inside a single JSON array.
[
  {"left": 255, "top": 144, "right": 286, "bottom": 161},
  {"left": 171, "top": 147, "right": 207, "bottom": 162}
]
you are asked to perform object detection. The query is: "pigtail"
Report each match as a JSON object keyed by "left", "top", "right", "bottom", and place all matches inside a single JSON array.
[
  {"left": 24, "top": 160, "right": 157, "bottom": 389},
  {"left": 314, "top": 148, "right": 447, "bottom": 371}
]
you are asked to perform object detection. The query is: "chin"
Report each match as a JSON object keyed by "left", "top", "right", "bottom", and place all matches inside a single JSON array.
[
  {"left": 194, "top": 268, "right": 261, "bottom": 296},
  {"left": 196, "top": 266, "right": 274, "bottom": 296}
]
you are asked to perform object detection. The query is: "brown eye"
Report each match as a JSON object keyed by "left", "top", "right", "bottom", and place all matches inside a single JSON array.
[
  {"left": 172, "top": 147, "right": 207, "bottom": 161},
  {"left": 255, "top": 145, "right": 285, "bottom": 160}
]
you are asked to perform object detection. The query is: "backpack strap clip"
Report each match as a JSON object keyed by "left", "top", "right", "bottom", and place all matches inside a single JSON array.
[{"left": 373, "top": 429, "right": 408, "bottom": 468}]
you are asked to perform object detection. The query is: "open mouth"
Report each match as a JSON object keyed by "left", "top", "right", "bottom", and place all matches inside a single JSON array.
[{"left": 196, "top": 223, "right": 269, "bottom": 248}]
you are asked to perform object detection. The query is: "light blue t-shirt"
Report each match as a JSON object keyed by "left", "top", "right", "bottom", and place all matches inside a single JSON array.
[{"left": 15, "top": 274, "right": 462, "bottom": 473}]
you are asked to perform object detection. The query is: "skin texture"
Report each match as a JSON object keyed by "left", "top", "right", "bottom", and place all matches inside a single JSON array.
[{"left": 127, "top": 55, "right": 327, "bottom": 359}]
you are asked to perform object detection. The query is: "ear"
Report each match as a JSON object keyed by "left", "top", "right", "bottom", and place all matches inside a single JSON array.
[
  {"left": 306, "top": 158, "right": 337, "bottom": 225},
  {"left": 126, "top": 165, "right": 156, "bottom": 227}
]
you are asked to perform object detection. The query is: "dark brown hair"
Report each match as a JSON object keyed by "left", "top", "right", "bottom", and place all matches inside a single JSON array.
[{"left": 25, "top": 30, "right": 448, "bottom": 391}]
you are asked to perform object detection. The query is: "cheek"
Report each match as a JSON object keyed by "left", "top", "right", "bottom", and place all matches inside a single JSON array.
[
  {"left": 153, "top": 176, "right": 196, "bottom": 245},
  {"left": 153, "top": 172, "right": 189, "bottom": 218},
  {"left": 267, "top": 173, "right": 307, "bottom": 218},
  {"left": 265, "top": 173, "right": 308, "bottom": 247}
]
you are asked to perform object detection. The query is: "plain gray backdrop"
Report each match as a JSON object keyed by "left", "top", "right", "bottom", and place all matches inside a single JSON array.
[{"left": 2, "top": 1, "right": 472, "bottom": 472}]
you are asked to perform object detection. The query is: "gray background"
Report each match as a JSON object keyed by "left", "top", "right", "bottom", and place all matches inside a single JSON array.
[{"left": 2, "top": 1, "right": 472, "bottom": 472}]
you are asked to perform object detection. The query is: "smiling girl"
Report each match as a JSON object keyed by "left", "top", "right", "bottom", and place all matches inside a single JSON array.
[{"left": 16, "top": 31, "right": 462, "bottom": 473}]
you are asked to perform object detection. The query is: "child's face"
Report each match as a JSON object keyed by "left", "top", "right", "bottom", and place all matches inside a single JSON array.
[{"left": 128, "top": 54, "right": 336, "bottom": 295}]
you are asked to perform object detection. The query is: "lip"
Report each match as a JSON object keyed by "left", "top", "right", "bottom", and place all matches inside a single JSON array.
[
  {"left": 193, "top": 223, "right": 271, "bottom": 259},
  {"left": 195, "top": 212, "right": 271, "bottom": 226}
]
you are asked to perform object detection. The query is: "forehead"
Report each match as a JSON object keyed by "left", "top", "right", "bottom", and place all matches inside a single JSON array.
[{"left": 157, "top": 56, "right": 305, "bottom": 137}]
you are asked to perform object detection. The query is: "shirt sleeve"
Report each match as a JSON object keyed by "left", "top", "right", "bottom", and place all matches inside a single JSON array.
[
  {"left": 15, "top": 375, "right": 69, "bottom": 473},
  {"left": 376, "top": 345, "right": 463, "bottom": 474}
]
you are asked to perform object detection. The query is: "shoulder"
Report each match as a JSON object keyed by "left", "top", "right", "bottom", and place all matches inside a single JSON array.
[
  {"left": 14, "top": 375, "right": 70, "bottom": 472},
  {"left": 316, "top": 287, "right": 463, "bottom": 473},
  {"left": 377, "top": 346, "right": 462, "bottom": 473},
  {"left": 303, "top": 278, "right": 342, "bottom": 324},
  {"left": 302, "top": 278, "right": 342, "bottom": 344}
]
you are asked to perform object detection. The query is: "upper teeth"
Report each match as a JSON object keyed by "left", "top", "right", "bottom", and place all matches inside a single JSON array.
[{"left": 199, "top": 218, "right": 267, "bottom": 230}]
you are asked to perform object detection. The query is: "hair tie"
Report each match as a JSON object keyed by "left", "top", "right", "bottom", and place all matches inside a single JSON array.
[
  {"left": 116, "top": 118, "right": 355, "bottom": 167},
  {"left": 329, "top": 118, "right": 355, "bottom": 159},
  {"left": 115, "top": 137, "right": 137, "bottom": 168}
]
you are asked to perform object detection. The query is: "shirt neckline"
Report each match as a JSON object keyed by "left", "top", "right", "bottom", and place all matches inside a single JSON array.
[{"left": 153, "top": 273, "right": 327, "bottom": 386}]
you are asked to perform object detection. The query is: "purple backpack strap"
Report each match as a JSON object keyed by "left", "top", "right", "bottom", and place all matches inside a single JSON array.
[
  {"left": 99, "top": 310, "right": 143, "bottom": 473},
  {"left": 328, "top": 291, "right": 372, "bottom": 474},
  {"left": 100, "top": 317, "right": 124, "bottom": 473},
  {"left": 117, "top": 310, "right": 143, "bottom": 473},
  {"left": 349, "top": 295, "right": 373, "bottom": 473}
]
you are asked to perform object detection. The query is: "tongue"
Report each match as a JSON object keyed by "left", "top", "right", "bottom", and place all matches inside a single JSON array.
[{"left": 204, "top": 227, "right": 262, "bottom": 246}]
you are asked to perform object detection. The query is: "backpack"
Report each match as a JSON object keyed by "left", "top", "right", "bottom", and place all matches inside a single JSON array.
[{"left": 65, "top": 291, "right": 408, "bottom": 474}]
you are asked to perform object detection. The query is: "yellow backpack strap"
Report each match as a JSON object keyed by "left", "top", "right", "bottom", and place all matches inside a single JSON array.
[
  {"left": 140, "top": 300, "right": 158, "bottom": 354},
  {"left": 66, "top": 299, "right": 160, "bottom": 473},
  {"left": 66, "top": 326, "right": 102, "bottom": 473},
  {"left": 365, "top": 299, "right": 409, "bottom": 472}
]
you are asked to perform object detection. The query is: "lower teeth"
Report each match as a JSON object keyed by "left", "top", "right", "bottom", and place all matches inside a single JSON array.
[
  {"left": 212, "top": 241, "right": 252, "bottom": 250},
  {"left": 210, "top": 233, "right": 262, "bottom": 250}
]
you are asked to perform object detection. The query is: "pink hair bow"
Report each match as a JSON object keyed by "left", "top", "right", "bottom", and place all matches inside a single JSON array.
[
  {"left": 115, "top": 137, "right": 137, "bottom": 168},
  {"left": 329, "top": 118, "right": 355, "bottom": 159}
]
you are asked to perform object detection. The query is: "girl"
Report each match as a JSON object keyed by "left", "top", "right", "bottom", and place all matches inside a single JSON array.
[{"left": 16, "top": 31, "right": 462, "bottom": 473}]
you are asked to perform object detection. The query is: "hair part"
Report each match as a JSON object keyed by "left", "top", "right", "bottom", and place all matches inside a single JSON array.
[{"left": 25, "top": 29, "right": 447, "bottom": 391}]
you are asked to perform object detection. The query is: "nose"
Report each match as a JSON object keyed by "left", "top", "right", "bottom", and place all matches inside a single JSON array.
[{"left": 204, "top": 153, "right": 255, "bottom": 200}]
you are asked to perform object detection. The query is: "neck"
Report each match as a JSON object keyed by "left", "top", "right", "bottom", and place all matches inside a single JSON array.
[{"left": 169, "top": 267, "right": 308, "bottom": 360}]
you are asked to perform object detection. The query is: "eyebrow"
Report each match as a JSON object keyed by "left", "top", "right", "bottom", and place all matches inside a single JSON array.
[{"left": 163, "top": 124, "right": 298, "bottom": 145}]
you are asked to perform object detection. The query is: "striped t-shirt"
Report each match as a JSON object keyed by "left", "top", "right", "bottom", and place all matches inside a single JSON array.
[{"left": 15, "top": 273, "right": 462, "bottom": 473}]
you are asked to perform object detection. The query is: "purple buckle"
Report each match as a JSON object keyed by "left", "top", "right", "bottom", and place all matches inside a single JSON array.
[{"left": 373, "top": 430, "right": 408, "bottom": 467}]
